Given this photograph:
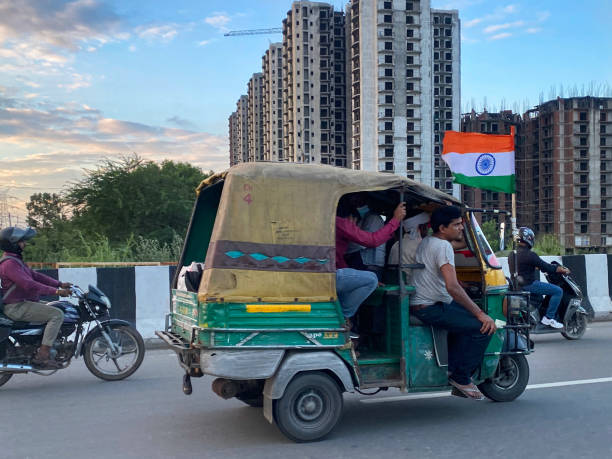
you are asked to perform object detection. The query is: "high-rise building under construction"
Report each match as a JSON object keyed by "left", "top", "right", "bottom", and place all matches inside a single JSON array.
[{"left": 229, "top": 0, "right": 460, "bottom": 195}]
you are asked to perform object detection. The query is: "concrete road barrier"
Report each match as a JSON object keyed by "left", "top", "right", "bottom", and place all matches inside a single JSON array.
[{"left": 36, "top": 254, "right": 612, "bottom": 340}]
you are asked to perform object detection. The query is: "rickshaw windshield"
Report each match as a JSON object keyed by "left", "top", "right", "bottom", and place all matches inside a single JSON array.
[{"left": 470, "top": 213, "right": 502, "bottom": 269}]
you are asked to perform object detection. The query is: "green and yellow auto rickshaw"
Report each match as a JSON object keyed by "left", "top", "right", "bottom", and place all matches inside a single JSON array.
[{"left": 156, "top": 162, "right": 531, "bottom": 442}]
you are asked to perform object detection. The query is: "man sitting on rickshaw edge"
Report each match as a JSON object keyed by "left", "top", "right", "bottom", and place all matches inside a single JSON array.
[{"left": 411, "top": 205, "right": 497, "bottom": 400}]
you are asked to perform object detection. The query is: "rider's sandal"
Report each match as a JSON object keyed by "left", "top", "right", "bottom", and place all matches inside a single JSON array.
[
  {"left": 451, "top": 387, "right": 468, "bottom": 398},
  {"left": 449, "top": 379, "right": 485, "bottom": 401}
]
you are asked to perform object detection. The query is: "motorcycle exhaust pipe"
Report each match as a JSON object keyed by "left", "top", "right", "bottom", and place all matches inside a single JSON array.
[{"left": 0, "top": 363, "right": 33, "bottom": 372}]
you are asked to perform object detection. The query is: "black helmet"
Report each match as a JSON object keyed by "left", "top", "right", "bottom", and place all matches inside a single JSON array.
[
  {"left": 518, "top": 227, "right": 535, "bottom": 248},
  {"left": 0, "top": 227, "right": 37, "bottom": 253}
]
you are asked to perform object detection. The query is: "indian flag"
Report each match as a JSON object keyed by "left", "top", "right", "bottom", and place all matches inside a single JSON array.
[{"left": 442, "top": 131, "right": 515, "bottom": 194}]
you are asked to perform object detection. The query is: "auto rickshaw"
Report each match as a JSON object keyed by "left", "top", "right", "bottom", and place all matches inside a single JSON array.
[{"left": 156, "top": 162, "right": 531, "bottom": 442}]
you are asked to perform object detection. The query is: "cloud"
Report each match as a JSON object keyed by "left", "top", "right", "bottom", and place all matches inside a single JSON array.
[
  {"left": 136, "top": 24, "right": 179, "bottom": 43},
  {"left": 526, "top": 27, "right": 542, "bottom": 34},
  {"left": 490, "top": 32, "right": 512, "bottom": 40},
  {"left": 57, "top": 73, "right": 92, "bottom": 92},
  {"left": 197, "top": 39, "right": 212, "bottom": 47},
  {"left": 0, "top": 0, "right": 123, "bottom": 51},
  {"left": 464, "top": 18, "right": 483, "bottom": 28},
  {"left": 166, "top": 116, "right": 198, "bottom": 129},
  {"left": 205, "top": 13, "right": 231, "bottom": 33},
  {"left": 536, "top": 11, "right": 551, "bottom": 22},
  {"left": 483, "top": 21, "right": 524, "bottom": 34},
  {"left": 502, "top": 5, "right": 518, "bottom": 14},
  {"left": 0, "top": 93, "right": 229, "bottom": 219},
  {"left": 128, "top": 44, "right": 137, "bottom": 52}
]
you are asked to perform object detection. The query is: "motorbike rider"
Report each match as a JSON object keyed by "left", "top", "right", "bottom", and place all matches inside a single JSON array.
[
  {"left": 0, "top": 227, "right": 72, "bottom": 368},
  {"left": 515, "top": 227, "right": 570, "bottom": 329}
]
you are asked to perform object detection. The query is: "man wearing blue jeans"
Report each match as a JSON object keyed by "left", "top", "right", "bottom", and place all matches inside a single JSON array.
[
  {"left": 514, "top": 227, "right": 570, "bottom": 329},
  {"left": 411, "top": 206, "right": 496, "bottom": 400},
  {"left": 335, "top": 199, "right": 406, "bottom": 337}
]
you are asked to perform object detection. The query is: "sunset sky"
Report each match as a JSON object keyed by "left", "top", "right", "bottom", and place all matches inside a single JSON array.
[{"left": 1, "top": 0, "right": 610, "bottom": 222}]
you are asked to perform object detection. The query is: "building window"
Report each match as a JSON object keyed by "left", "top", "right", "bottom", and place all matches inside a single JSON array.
[
  {"left": 407, "top": 148, "right": 414, "bottom": 157},
  {"left": 406, "top": 15, "right": 414, "bottom": 24},
  {"left": 385, "top": 162, "right": 394, "bottom": 171},
  {"left": 580, "top": 149, "right": 587, "bottom": 158},
  {"left": 385, "top": 108, "right": 393, "bottom": 117},
  {"left": 581, "top": 224, "right": 588, "bottom": 233},
  {"left": 385, "top": 41, "right": 392, "bottom": 50},
  {"left": 385, "top": 54, "right": 393, "bottom": 63},
  {"left": 602, "top": 137, "right": 607, "bottom": 146},
  {"left": 385, "top": 95, "right": 393, "bottom": 103},
  {"left": 407, "top": 162, "right": 414, "bottom": 170},
  {"left": 385, "top": 135, "right": 393, "bottom": 144},
  {"left": 407, "top": 29, "right": 414, "bottom": 38},
  {"left": 384, "top": 28, "right": 392, "bottom": 36},
  {"left": 385, "top": 81, "right": 393, "bottom": 90},
  {"left": 407, "top": 109, "right": 414, "bottom": 117},
  {"left": 384, "top": 14, "right": 392, "bottom": 23},
  {"left": 384, "top": 121, "right": 393, "bottom": 130},
  {"left": 580, "top": 112, "right": 587, "bottom": 121},
  {"left": 385, "top": 68, "right": 393, "bottom": 76},
  {"left": 385, "top": 148, "right": 393, "bottom": 157},
  {"left": 580, "top": 200, "right": 588, "bottom": 208}
]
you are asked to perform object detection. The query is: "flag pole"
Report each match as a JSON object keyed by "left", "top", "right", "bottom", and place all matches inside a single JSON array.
[{"left": 510, "top": 125, "right": 518, "bottom": 288}]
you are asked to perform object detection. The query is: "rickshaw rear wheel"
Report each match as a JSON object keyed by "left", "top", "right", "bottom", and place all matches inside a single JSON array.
[
  {"left": 478, "top": 354, "right": 529, "bottom": 402},
  {"left": 273, "top": 371, "right": 343, "bottom": 442}
]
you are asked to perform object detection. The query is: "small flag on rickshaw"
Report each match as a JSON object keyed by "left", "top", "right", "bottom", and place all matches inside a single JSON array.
[{"left": 442, "top": 130, "right": 515, "bottom": 194}]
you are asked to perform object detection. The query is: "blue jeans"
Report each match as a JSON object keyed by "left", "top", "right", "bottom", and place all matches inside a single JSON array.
[
  {"left": 523, "top": 280, "right": 563, "bottom": 320},
  {"left": 336, "top": 268, "right": 378, "bottom": 318},
  {"left": 413, "top": 301, "right": 492, "bottom": 385}
]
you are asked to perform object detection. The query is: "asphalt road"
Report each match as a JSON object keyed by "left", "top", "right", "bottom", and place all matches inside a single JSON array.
[{"left": 2, "top": 323, "right": 612, "bottom": 459}]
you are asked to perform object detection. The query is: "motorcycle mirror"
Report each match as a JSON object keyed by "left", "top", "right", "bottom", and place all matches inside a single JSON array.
[{"left": 499, "top": 222, "right": 505, "bottom": 251}]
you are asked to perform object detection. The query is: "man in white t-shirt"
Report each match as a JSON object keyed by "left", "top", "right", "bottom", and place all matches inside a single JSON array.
[{"left": 411, "top": 205, "right": 496, "bottom": 400}]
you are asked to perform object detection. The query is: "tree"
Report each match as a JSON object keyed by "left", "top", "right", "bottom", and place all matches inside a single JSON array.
[
  {"left": 64, "top": 154, "right": 209, "bottom": 244},
  {"left": 26, "top": 193, "right": 66, "bottom": 229}
]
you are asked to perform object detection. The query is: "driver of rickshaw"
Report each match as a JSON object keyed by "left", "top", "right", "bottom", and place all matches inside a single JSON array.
[
  {"left": 410, "top": 205, "right": 496, "bottom": 400},
  {"left": 335, "top": 195, "right": 406, "bottom": 338}
]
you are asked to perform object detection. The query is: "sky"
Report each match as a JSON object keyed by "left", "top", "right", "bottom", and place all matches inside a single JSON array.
[{"left": 0, "top": 0, "right": 610, "bottom": 222}]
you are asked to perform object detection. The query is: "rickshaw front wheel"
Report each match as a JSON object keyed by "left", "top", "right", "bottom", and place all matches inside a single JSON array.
[
  {"left": 478, "top": 354, "right": 529, "bottom": 402},
  {"left": 273, "top": 371, "right": 343, "bottom": 442}
]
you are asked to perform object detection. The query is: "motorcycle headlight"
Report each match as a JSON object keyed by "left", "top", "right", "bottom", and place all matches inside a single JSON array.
[{"left": 100, "top": 295, "right": 111, "bottom": 309}]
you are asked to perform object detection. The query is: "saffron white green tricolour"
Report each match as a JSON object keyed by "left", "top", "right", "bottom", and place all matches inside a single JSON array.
[{"left": 442, "top": 130, "right": 515, "bottom": 194}]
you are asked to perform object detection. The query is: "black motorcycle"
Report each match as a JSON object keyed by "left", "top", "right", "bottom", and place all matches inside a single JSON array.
[
  {"left": 521, "top": 262, "right": 589, "bottom": 340},
  {"left": 0, "top": 285, "right": 145, "bottom": 387}
]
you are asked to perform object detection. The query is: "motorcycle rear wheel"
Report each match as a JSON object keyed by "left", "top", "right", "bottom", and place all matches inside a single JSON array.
[
  {"left": 0, "top": 373, "right": 13, "bottom": 387},
  {"left": 83, "top": 325, "right": 145, "bottom": 381}
]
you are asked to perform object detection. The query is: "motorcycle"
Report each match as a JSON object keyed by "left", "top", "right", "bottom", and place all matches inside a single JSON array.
[
  {"left": 0, "top": 285, "right": 145, "bottom": 387},
  {"left": 521, "top": 262, "right": 589, "bottom": 340}
]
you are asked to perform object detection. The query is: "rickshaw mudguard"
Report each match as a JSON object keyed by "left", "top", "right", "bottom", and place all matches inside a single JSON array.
[
  {"left": 262, "top": 350, "right": 354, "bottom": 423},
  {"left": 199, "top": 349, "right": 285, "bottom": 379}
]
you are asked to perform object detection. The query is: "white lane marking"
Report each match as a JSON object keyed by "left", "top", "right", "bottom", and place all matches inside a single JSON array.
[{"left": 359, "top": 376, "right": 612, "bottom": 404}]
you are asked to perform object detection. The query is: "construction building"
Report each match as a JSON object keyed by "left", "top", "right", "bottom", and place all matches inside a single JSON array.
[
  {"left": 518, "top": 96, "right": 612, "bottom": 251},
  {"left": 247, "top": 73, "right": 265, "bottom": 162},
  {"left": 281, "top": 2, "right": 348, "bottom": 166},
  {"left": 228, "top": 95, "right": 249, "bottom": 166},
  {"left": 262, "top": 43, "right": 284, "bottom": 161},
  {"left": 460, "top": 109, "right": 521, "bottom": 219},
  {"left": 228, "top": 0, "right": 460, "bottom": 193},
  {"left": 345, "top": 0, "right": 460, "bottom": 194}
]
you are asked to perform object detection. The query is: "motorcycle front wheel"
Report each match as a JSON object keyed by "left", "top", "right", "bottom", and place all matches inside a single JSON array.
[
  {"left": 562, "top": 307, "right": 588, "bottom": 340},
  {"left": 83, "top": 325, "right": 145, "bottom": 381}
]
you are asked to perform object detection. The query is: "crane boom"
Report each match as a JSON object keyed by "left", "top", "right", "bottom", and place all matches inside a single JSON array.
[{"left": 224, "top": 28, "right": 283, "bottom": 37}]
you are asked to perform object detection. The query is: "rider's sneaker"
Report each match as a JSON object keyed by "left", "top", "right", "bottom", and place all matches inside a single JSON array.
[{"left": 541, "top": 316, "right": 563, "bottom": 329}]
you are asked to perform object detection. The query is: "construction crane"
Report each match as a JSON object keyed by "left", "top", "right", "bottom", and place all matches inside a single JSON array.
[{"left": 224, "top": 28, "right": 282, "bottom": 37}]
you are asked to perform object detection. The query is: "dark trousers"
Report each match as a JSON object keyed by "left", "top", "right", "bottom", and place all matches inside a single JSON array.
[{"left": 414, "top": 301, "right": 492, "bottom": 385}]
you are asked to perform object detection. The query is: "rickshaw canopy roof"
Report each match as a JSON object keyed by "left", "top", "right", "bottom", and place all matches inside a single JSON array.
[{"left": 197, "top": 162, "right": 461, "bottom": 303}]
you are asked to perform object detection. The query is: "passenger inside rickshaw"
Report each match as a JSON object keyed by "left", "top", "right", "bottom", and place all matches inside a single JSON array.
[{"left": 335, "top": 190, "right": 487, "bottom": 356}]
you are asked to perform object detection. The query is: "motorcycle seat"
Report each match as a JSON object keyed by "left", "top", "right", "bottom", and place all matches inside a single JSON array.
[{"left": 0, "top": 312, "right": 40, "bottom": 329}]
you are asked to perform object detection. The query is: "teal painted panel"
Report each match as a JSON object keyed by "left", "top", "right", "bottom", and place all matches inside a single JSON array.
[{"left": 408, "top": 327, "right": 449, "bottom": 387}]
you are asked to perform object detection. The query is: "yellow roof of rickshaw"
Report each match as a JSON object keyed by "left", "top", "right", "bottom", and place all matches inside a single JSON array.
[{"left": 198, "top": 162, "right": 461, "bottom": 303}]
